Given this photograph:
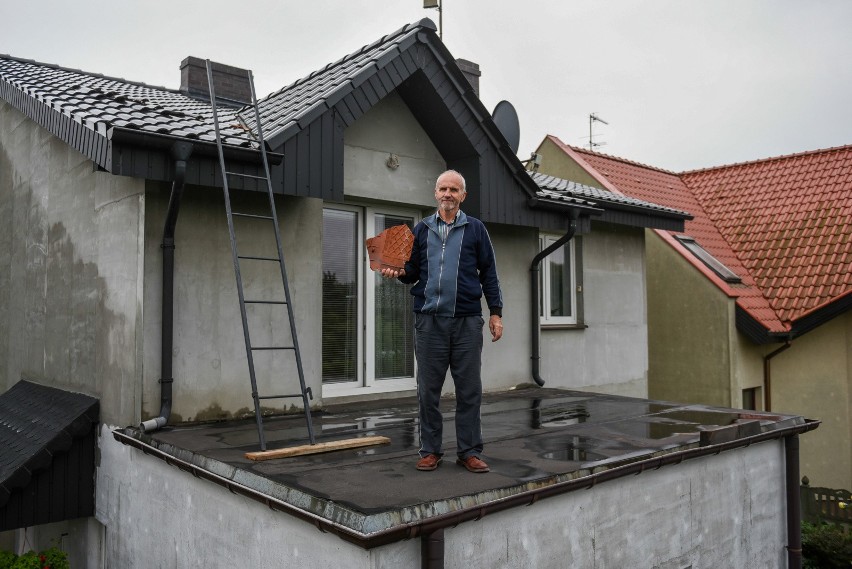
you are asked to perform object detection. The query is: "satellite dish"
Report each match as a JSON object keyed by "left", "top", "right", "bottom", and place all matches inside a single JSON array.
[{"left": 492, "top": 100, "right": 520, "bottom": 154}]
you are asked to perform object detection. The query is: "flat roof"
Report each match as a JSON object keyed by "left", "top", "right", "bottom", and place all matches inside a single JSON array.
[{"left": 114, "top": 387, "right": 815, "bottom": 547}]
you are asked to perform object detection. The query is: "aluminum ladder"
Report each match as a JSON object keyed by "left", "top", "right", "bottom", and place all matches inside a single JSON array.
[{"left": 205, "top": 60, "right": 315, "bottom": 451}]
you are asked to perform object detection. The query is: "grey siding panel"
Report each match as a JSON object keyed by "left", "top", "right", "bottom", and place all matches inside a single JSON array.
[
  {"left": 321, "top": 112, "right": 334, "bottom": 200},
  {"left": 342, "top": 94, "right": 365, "bottom": 123},
  {"left": 361, "top": 79, "right": 380, "bottom": 106},
  {"left": 351, "top": 89, "right": 371, "bottom": 116},
  {"left": 284, "top": 137, "right": 298, "bottom": 196},
  {"left": 296, "top": 133, "right": 309, "bottom": 197},
  {"left": 333, "top": 99, "right": 356, "bottom": 127},
  {"left": 370, "top": 72, "right": 390, "bottom": 99},
  {"left": 332, "top": 116, "right": 345, "bottom": 202},
  {"left": 309, "top": 119, "right": 322, "bottom": 194}
]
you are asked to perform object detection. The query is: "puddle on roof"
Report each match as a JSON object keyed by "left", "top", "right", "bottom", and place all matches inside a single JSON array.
[{"left": 532, "top": 435, "right": 610, "bottom": 463}]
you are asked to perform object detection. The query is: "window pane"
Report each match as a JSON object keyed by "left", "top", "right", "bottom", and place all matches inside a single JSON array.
[
  {"left": 322, "top": 209, "right": 358, "bottom": 383},
  {"left": 374, "top": 214, "right": 415, "bottom": 379},
  {"left": 548, "top": 244, "right": 572, "bottom": 317}
]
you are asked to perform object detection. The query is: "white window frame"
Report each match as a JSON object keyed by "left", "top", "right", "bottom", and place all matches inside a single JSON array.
[
  {"left": 540, "top": 234, "right": 578, "bottom": 326},
  {"left": 323, "top": 203, "right": 420, "bottom": 399}
]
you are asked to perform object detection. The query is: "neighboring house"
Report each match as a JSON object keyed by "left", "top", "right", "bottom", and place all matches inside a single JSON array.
[
  {"left": 533, "top": 134, "right": 851, "bottom": 489},
  {"left": 0, "top": 19, "right": 817, "bottom": 568}
]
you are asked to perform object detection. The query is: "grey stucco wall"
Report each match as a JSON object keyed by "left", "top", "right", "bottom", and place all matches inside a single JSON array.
[
  {"left": 141, "top": 184, "right": 323, "bottom": 423},
  {"left": 90, "top": 427, "right": 789, "bottom": 568},
  {"left": 343, "top": 91, "right": 444, "bottom": 207},
  {"left": 0, "top": 101, "right": 145, "bottom": 426},
  {"left": 539, "top": 223, "right": 649, "bottom": 397}
]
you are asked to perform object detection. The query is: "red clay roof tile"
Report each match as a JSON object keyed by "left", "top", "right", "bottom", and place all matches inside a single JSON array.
[{"left": 547, "top": 135, "right": 852, "bottom": 334}]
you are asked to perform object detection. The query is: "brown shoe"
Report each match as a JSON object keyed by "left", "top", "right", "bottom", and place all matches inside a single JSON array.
[
  {"left": 456, "top": 455, "right": 490, "bottom": 473},
  {"left": 416, "top": 454, "right": 442, "bottom": 471}
]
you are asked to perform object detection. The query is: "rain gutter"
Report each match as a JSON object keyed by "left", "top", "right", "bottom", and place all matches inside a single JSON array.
[{"left": 112, "top": 417, "right": 818, "bottom": 562}]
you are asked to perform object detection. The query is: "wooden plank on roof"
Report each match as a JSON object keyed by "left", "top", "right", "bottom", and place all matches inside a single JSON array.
[{"left": 244, "top": 435, "right": 391, "bottom": 460}]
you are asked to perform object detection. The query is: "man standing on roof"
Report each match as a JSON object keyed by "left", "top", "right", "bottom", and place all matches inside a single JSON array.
[{"left": 380, "top": 169, "right": 503, "bottom": 473}]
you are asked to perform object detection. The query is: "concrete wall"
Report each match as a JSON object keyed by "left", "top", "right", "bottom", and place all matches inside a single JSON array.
[
  {"left": 768, "top": 313, "right": 851, "bottom": 489},
  {"left": 141, "top": 184, "right": 323, "bottom": 423},
  {"left": 480, "top": 223, "right": 536, "bottom": 391},
  {"left": 0, "top": 101, "right": 145, "bottom": 426},
  {"left": 540, "top": 223, "right": 649, "bottom": 398},
  {"left": 343, "top": 91, "right": 444, "bottom": 208},
  {"left": 86, "top": 427, "right": 789, "bottom": 569},
  {"left": 646, "top": 233, "right": 734, "bottom": 406}
]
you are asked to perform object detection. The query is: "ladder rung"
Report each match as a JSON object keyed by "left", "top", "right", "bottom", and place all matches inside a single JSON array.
[
  {"left": 256, "top": 394, "right": 307, "bottom": 400},
  {"left": 244, "top": 300, "right": 287, "bottom": 305},
  {"left": 238, "top": 255, "right": 280, "bottom": 262},
  {"left": 226, "top": 171, "right": 268, "bottom": 181},
  {"left": 250, "top": 346, "right": 295, "bottom": 351},
  {"left": 232, "top": 212, "right": 274, "bottom": 220}
]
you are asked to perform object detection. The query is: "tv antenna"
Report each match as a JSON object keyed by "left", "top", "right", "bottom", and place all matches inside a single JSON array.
[
  {"left": 587, "top": 113, "right": 609, "bottom": 151},
  {"left": 424, "top": 0, "right": 443, "bottom": 39}
]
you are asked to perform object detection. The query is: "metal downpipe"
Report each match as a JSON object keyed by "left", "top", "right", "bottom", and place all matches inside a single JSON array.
[
  {"left": 421, "top": 528, "right": 444, "bottom": 569},
  {"left": 785, "top": 434, "right": 802, "bottom": 569},
  {"left": 530, "top": 213, "right": 578, "bottom": 386},
  {"left": 141, "top": 141, "right": 193, "bottom": 432}
]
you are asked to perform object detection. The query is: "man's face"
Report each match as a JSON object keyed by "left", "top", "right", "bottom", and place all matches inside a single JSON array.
[{"left": 434, "top": 173, "right": 466, "bottom": 213}]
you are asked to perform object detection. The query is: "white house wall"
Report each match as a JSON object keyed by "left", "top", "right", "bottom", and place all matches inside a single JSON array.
[
  {"left": 92, "top": 425, "right": 789, "bottom": 569},
  {"left": 540, "top": 223, "right": 649, "bottom": 397},
  {"left": 0, "top": 101, "right": 145, "bottom": 426}
]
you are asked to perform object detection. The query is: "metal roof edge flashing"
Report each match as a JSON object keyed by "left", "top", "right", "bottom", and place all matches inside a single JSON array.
[
  {"left": 108, "top": 126, "right": 283, "bottom": 165},
  {"left": 111, "top": 417, "right": 818, "bottom": 550},
  {"left": 736, "top": 304, "right": 792, "bottom": 344}
]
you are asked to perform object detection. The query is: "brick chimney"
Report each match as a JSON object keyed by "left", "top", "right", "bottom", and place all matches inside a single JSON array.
[
  {"left": 455, "top": 58, "right": 481, "bottom": 98},
  {"left": 180, "top": 56, "right": 252, "bottom": 106}
]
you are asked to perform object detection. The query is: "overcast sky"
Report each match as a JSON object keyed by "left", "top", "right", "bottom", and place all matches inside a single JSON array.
[{"left": 2, "top": 0, "right": 850, "bottom": 172}]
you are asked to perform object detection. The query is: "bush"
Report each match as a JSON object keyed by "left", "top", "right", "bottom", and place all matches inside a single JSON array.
[
  {"left": 802, "top": 521, "right": 852, "bottom": 568},
  {"left": 0, "top": 547, "right": 69, "bottom": 569},
  {"left": 0, "top": 551, "right": 16, "bottom": 569}
]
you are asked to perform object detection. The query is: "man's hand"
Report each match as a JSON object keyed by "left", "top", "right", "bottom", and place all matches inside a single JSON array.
[
  {"left": 489, "top": 315, "right": 503, "bottom": 342},
  {"left": 380, "top": 267, "right": 406, "bottom": 279}
]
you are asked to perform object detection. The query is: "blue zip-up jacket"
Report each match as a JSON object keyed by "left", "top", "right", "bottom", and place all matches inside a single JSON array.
[{"left": 400, "top": 211, "right": 503, "bottom": 318}]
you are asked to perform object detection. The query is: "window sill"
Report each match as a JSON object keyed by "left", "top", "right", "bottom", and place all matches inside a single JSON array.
[{"left": 541, "top": 323, "right": 587, "bottom": 331}]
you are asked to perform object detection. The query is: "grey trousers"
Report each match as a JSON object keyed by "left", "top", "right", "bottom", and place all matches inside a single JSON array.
[{"left": 414, "top": 313, "right": 485, "bottom": 459}]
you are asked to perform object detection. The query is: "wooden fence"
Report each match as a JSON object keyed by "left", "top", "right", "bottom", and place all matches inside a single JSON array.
[{"left": 801, "top": 482, "right": 851, "bottom": 525}]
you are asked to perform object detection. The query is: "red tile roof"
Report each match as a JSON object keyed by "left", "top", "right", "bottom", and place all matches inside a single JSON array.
[{"left": 546, "top": 135, "right": 852, "bottom": 335}]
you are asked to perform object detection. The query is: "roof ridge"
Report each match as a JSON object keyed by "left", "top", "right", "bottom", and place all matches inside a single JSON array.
[
  {"left": 680, "top": 143, "right": 852, "bottom": 175},
  {"left": 550, "top": 136, "right": 679, "bottom": 175},
  {"left": 260, "top": 19, "right": 434, "bottom": 102},
  {"left": 0, "top": 53, "right": 180, "bottom": 94}
]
